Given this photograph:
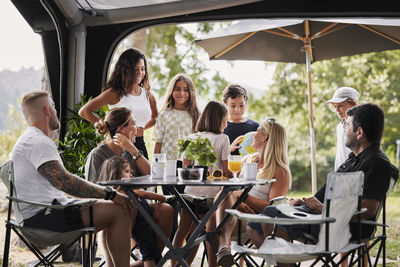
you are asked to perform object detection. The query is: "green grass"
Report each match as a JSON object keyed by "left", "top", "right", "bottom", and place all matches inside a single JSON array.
[{"left": 372, "top": 190, "right": 400, "bottom": 261}]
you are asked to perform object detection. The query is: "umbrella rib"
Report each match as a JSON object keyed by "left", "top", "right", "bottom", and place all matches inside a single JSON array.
[
  {"left": 212, "top": 31, "right": 257, "bottom": 59},
  {"left": 358, "top": 24, "right": 400, "bottom": 45},
  {"left": 310, "top": 23, "right": 348, "bottom": 40},
  {"left": 311, "top": 24, "right": 350, "bottom": 40},
  {"left": 263, "top": 28, "right": 303, "bottom": 41}
]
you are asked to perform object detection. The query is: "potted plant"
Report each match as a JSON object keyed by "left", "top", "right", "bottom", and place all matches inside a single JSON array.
[{"left": 177, "top": 134, "right": 218, "bottom": 180}]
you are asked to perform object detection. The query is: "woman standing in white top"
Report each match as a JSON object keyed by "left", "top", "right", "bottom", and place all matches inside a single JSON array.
[
  {"left": 79, "top": 48, "right": 158, "bottom": 159},
  {"left": 215, "top": 118, "right": 291, "bottom": 267}
]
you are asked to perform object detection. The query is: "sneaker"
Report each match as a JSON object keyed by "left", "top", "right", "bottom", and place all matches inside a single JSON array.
[{"left": 217, "top": 246, "right": 234, "bottom": 267}]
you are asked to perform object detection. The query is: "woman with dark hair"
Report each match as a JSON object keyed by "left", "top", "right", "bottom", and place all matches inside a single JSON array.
[
  {"left": 85, "top": 107, "right": 173, "bottom": 266},
  {"left": 79, "top": 48, "right": 158, "bottom": 159},
  {"left": 85, "top": 107, "right": 150, "bottom": 182}
]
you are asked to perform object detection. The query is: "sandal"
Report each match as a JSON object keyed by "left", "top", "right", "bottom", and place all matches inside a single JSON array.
[{"left": 217, "top": 246, "right": 234, "bottom": 267}]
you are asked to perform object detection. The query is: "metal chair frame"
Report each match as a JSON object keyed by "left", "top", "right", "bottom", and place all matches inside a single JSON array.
[{"left": 1, "top": 160, "right": 96, "bottom": 267}]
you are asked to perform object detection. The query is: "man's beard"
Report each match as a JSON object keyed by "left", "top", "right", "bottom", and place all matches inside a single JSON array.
[
  {"left": 345, "top": 132, "right": 360, "bottom": 152},
  {"left": 49, "top": 116, "right": 60, "bottom": 131}
]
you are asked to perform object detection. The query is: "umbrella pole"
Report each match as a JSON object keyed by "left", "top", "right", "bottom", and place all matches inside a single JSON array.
[{"left": 306, "top": 52, "right": 318, "bottom": 195}]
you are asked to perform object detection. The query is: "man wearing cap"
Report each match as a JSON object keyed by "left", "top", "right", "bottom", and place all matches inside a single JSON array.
[{"left": 326, "top": 87, "right": 360, "bottom": 170}]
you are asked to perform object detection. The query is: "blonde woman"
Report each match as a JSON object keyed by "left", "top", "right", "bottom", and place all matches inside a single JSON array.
[{"left": 215, "top": 118, "right": 291, "bottom": 267}]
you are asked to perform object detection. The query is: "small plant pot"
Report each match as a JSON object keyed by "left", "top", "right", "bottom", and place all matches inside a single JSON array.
[
  {"left": 187, "top": 165, "right": 208, "bottom": 181},
  {"left": 177, "top": 167, "right": 204, "bottom": 181}
]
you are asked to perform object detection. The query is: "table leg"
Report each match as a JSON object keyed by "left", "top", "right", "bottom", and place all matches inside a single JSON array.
[
  {"left": 215, "top": 186, "right": 252, "bottom": 233},
  {"left": 124, "top": 189, "right": 174, "bottom": 267},
  {"left": 165, "top": 185, "right": 200, "bottom": 225},
  {"left": 183, "top": 186, "right": 233, "bottom": 255}
]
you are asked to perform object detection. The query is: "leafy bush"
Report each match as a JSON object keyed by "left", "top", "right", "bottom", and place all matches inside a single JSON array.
[
  {"left": 177, "top": 134, "right": 218, "bottom": 167},
  {"left": 58, "top": 95, "right": 108, "bottom": 177}
]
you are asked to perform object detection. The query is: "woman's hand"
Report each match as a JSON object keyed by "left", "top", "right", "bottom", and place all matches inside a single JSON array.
[
  {"left": 230, "top": 135, "right": 244, "bottom": 152},
  {"left": 237, "top": 202, "right": 255, "bottom": 214},
  {"left": 154, "top": 194, "right": 166, "bottom": 203},
  {"left": 113, "top": 133, "right": 137, "bottom": 153},
  {"left": 78, "top": 88, "right": 120, "bottom": 124}
]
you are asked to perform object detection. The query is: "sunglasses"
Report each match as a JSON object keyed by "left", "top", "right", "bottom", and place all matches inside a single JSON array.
[
  {"left": 207, "top": 169, "right": 228, "bottom": 181},
  {"left": 265, "top": 118, "right": 276, "bottom": 123}
]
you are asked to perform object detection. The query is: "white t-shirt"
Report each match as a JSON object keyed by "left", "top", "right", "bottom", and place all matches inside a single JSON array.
[
  {"left": 11, "top": 126, "right": 67, "bottom": 222},
  {"left": 109, "top": 87, "right": 151, "bottom": 128},
  {"left": 152, "top": 109, "right": 193, "bottom": 160},
  {"left": 335, "top": 120, "right": 352, "bottom": 170},
  {"left": 184, "top": 132, "right": 230, "bottom": 198}
]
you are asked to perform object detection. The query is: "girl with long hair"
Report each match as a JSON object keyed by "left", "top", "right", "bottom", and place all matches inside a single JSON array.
[
  {"left": 99, "top": 156, "right": 172, "bottom": 267},
  {"left": 79, "top": 48, "right": 158, "bottom": 159},
  {"left": 215, "top": 118, "right": 291, "bottom": 267},
  {"left": 172, "top": 101, "right": 232, "bottom": 267},
  {"left": 152, "top": 73, "right": 200, "bottom": 160}
]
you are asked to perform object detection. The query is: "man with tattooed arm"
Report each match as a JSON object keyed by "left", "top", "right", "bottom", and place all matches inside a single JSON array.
[{"left": 11, "top": 91, "right": 135, "bottom": 267}]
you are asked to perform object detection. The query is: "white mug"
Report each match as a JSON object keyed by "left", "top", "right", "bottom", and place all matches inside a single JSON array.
[
  {"left": 151, "top": 162, "right": 165, "bottom": 179},
  {"left": 243, "top": 162, "right": 258, "bottom": 180},
  {"left": 165, "top": 160, "right": 177, "bottom": 177},
  {"left": 153, "top": 153, "right": 166, "bottom": 163}
]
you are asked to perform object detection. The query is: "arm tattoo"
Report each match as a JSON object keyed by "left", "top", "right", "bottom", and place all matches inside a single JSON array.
[{"left": 38, "top": 160, "right": 105, "bottom": 199}]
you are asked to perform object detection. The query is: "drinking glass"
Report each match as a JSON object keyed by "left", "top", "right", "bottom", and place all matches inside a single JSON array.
[{"left": 228, "top": 155, "right": 242, "bottom": 182}]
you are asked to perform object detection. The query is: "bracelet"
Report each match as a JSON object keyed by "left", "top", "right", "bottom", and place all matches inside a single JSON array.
[{"left": 133, "top": 151, "right": 142, "bottom": 161}]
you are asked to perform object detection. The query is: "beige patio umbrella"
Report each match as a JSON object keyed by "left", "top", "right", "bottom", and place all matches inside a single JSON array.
[{"left": 195, "top": 18, "right": 400, "bottom": 193}]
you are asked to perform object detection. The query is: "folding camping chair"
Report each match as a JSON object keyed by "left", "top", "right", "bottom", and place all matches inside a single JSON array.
[
  {"left": 0, "top": 160, "right": 96, "bottom": 267},
  {"left": 344, "top": 176, "right": 397, "bottom": 267},
  {"left": 226, "top": 171, "right": 365, "bottom": 266}
]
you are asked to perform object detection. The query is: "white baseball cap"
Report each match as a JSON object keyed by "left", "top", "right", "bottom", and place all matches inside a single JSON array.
[{"left": 326, "top": 87, "right": 360, "bottom": 103}]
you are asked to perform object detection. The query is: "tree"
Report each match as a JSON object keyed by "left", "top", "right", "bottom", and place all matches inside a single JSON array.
[
  {"left": 146, "top": 23, "right": 228, "bottom": 99},
  {"left": 249, "top": 50, "right": 400, "bottom": 190}
]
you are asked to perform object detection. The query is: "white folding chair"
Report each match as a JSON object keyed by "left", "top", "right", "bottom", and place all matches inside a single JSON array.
[{"left": 226, "top": 171, "right": 365, "bottom": 266}]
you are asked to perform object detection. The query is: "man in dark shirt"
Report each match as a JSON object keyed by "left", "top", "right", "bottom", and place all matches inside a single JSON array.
[{"left": 247, "top": 103, "right": 399, "bottom": 248}]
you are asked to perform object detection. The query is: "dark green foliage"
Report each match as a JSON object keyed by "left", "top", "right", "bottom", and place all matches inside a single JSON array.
[
  {"left": 177, "top": 135, "right": 218, "bottom": 167},
  {"left": 146, "top": 23, "right": 229, "bottom": 99},
  {"left": 58, "top": 95, "right": 108, "bottom": 177}
]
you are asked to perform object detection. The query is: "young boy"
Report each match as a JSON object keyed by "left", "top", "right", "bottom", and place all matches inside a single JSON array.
[
  {"left": 222, "top": 84, "right": 259, "bottom": 155},
  {"left": 326, "top": 87, "right": 359, "bottom": 170}
]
